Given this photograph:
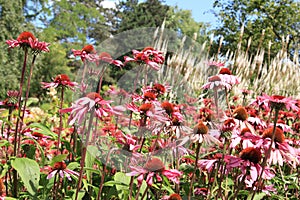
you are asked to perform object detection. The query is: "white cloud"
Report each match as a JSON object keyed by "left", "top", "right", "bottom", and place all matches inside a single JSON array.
[{"left": 100, "top": 0, "right": 119, "bottom": 9}]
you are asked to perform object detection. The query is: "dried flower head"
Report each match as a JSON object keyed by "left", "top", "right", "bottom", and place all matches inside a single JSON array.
[{"left": 240, "top": 147, "right": 262, "bottom": 164}]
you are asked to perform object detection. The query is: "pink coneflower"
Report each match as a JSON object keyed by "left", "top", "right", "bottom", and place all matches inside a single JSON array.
[
  {"left": 233, "top": 107, "right": 248, "bottom": 121},
  {"left": 0, "top": 90, "right": 19, "bottom": 109},
  {"left": 152, "top": 83, "right": 166, "bottom": 95},
  {"left": 72, "top": 44, "right": 98, "bottom": 62},
  {"left": 190, "top": 121, "right": 221, "bottom": 145},
  {"left": 6, "top": 31, "right": 50, "bottom": 52},
  {"left": 202, "top": 75, "right": 232, "bottom": 90},
  {"left": 41, "top": 74, "right": 78, "bottom": 90},
  {"left": 126, "top": 157, "right": 182, "bottom": 186},
  {"left": 98, "top": 52, "right": 123, "bottom": 67},
  {"left": 124, "top": 47, "right": 165, "bottom": 70},
  {"left": 47, "top": 161, "right": 79, "bottom": 181},
  {"left": 67, "top": 92, "right": 118, "bottom": 125},
  {"left": 225, "top": 150, "right": 275, "bottom": 188},
  {"left": 254, "top": 94, "right": 299, "bottom": 111}
]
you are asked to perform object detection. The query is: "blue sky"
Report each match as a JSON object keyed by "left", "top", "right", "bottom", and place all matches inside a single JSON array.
[
  {"left": 164, "top": 0, "right": 217, "bottom": 26},
  {"left": 101, "top": 0, "right": 218, "bottom": 27}
]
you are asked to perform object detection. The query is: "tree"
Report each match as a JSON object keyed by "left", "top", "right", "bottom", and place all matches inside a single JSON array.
[
  {"left": 211, "top": 0, "right": 300, "bottom": 58},
  {"left": 0, "top": 1, "right": 28, "bottom": 98}
]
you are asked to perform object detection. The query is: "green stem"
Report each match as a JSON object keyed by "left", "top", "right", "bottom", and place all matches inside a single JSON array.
[
  {"left": 188, "top": 142, "right": 202, "bottom": 200},
  {"left": 250, "top": 108, "right": 279, "bottom": 199}
]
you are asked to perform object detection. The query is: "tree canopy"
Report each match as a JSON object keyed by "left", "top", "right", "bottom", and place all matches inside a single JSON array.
[{"left": 211, "top": 0, "right": 300, "bottom": 57}]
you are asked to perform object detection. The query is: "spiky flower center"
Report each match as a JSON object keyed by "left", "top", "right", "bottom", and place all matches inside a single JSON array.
[
  {"left": 82, "top": 44, "right": 95, "bottom": 53},
  {"left": 17, "top": 31, "right": 35, "bottom": 41},
  {"left": 53, "top": 162, "right": 67, "bottom": 170},
  {"left": 233, "top": 107, "right": 248, "bottom": 121},
  {"left": 222, "top": 118, "right": 236, "bottom": 132},
  {"left": 144, "top": 157, "right": 165, "bottom": 172},
  {"left": 240, "top": 147, "right": 261, "bottom": 164},
  {"left": 54, "top": 74, "right": 70, "bottom": 83},
  {"left": 139, "top": 103, "right": 152, "bottom": 113},
  {"left": 161, "top": 101, "right": 174, "bottom": 115},
  {"left": 143, "top": 92, "right": 156, "bottom": 101},
  {"left": 168, "top": 193, "right": 182, "bottom": 200},
  {"left": 262, "top": 127, "right": 285, "bottom": 143},
  {"left": 193, "top": 121, "right": 209, "bottom": 135},
  {"left": 219, "top": 67, "right": 232, "bottom": 75},
  {"left": 86, "top": 92, "right": 102, "bottom": 100},
  {"left": 269, "top": 95, "right": 286, "bottom": 110},
  {"left": 153, "top": 83, "right": 166, "bottom": 94}
]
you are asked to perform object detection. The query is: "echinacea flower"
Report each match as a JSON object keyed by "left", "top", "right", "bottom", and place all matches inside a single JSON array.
[
  {"left": 124, "top": 47, "right": 165, "bottom": 70},
  {"left": 41, "top": 74, "right": 78, "bottom": 90},
  {"left": 254, "top": 94, "right": 299, "bottom": 111},
  {"left": 201, "top": 75, "right": 232, "bottom": 90},
  {"left": 126, "top": 157, "right": 182, "bottom": 186},
  {"left": 98, "top": 52, "right": 123, "bottom": 67},
  {"left": 47, "top": 161, "right": 79, "bottom": 181},
  {"left": 190, "top": 121, "right": 221, "bottom": 146},
  {"left": 67, "top": 92, "right": 119, "bottom": 125},
  {"left": 72, "top": 44, "right": 98, "bottom": 62},
  {"left": 0, "top": 90, "right": 19, "bottom": 109},
  {"left": 6, "top": 31, "right": 50, "bottom": 52},
  {"left": 225, "top": 148, "right": 275, "bottom": 187}
]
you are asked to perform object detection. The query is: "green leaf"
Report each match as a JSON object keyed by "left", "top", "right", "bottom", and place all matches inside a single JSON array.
[
  {"left": 11, "top": 158, "right": 40, "bottom": 196},
  {"left": 27, "top": 123, "right": 57, "bottom": 138},
  {"left": 0, "top": 140, "right": 9, "bottom": 147},
  {"left": 50, "top": 154, "right": 68, "bottom": 166},
  {"left": 85, "top": 145, "right": 100, "bottom": 181},
  {"left": 247, "top": 192, "right": 266, "bottom": 200}
]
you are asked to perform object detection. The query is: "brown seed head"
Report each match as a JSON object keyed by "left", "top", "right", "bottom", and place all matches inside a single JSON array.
[
  {"left": 143, "top": 92, "right": 156, "bottom": 100},
  {"left": 233, "top": 107, "right": 248, "bottom": 121},
  {"left": 54, "top": 74, "right": 70, "bottom": 83},
  {"left": 193, "top": 121, "right": 209, "bottom": 135},
  {"left": 240, "top": 147, "right": 262, "bottom": 164},
  {"left": 262, "top": 127, "right": 285, "bottom": 143},
  {"left": 161, "top": 101, "right": 174, "bottom": 115},
  {"left": 86, "top": 92, "right": 102, "bottom": 100},
  {"left": 168, "top": 193, "right": 182, "bottom": 200},
  {"left": 144, "top": 157, "right": 165, "bottom": 172},
  {"left": 139, "top": 103, "right": 152, "bottom": 113},
  {"left": 53, "top": 161, "right": 67, "bottom": 170}
]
